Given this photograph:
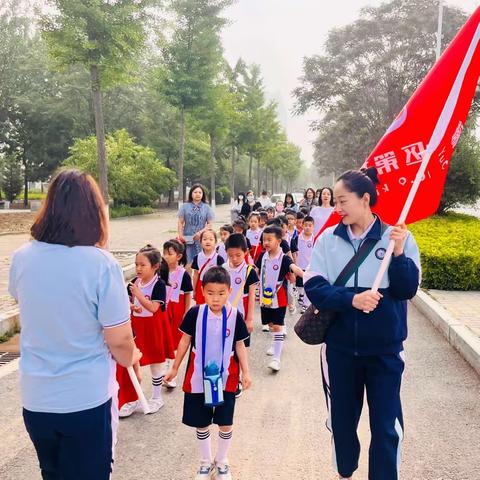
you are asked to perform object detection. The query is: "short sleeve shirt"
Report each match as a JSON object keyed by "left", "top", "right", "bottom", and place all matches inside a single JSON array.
[
  {"left": 178, "top": 202, "right": 214, "bottom": 237},
  {"left": 9, "top": 241, "right": 130, "bottom": 413}
]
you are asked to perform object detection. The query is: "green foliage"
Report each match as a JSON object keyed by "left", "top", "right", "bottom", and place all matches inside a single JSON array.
[
  {"left": 42, "top": 0, "right": 153, "bottom": 89},
  {"left": 65, "top": 129, "right": 176, "bottom": 207},
  {"left": 215, "top": 186, "right": 231, "bottom": 205},
  {"left": 439, "top": 127, "right": 480, "bottom": 212},
  {"left": 110, "top": 205, "right": 154, "bottom": 218},
  {"left": 294, "top": 0, "right": 472, "bottom": 177},
  {"left": 409, "top": 213, "right": 480, "bottom": 290},
  {"left": 2, "top": 154, "right": 23, "bottom": 202}
]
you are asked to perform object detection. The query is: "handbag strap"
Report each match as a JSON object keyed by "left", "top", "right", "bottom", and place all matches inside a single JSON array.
[{"left": 333, "top": 223, "right": 386, "bottom": 287}]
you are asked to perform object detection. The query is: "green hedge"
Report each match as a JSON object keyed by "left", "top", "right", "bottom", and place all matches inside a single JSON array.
[
  {"left": 409, "top": 213, "right": 480, "bottom": 291},
  {"left": 110, "top": 205, "right": 154, "bottom": 219}
]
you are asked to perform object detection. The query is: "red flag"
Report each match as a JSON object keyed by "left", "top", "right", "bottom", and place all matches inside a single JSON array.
[{"left": 315, "top": 7, "right": 480, "bottom": 241}]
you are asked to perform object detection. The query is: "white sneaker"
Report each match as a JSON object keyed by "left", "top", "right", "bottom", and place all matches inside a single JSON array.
[
  {"left": 164, "top": 377, "right": 177, "bottom": 388},
  {"left": 119, "top": 401, "right": 139, "bottom": 418},
  {"left": 148, "top": 397, "right": 165, "bottom": 413},
  {"left": 283, "top": 325, "right": 288, "bottom": 337},
  {"left": 195, "top": 462, "right": 215, "bottom": 479},
  {"left": 262, "top": 325, "right": 270, "bottom": 332},
  {"left": 215, "top": 461, "right": 232, "bottom": 479},
  {"left": 266, "top": 346, "right": 274, "bottom": 356},
  {"left": 288, "top": 304, "right": 296, "bottom": 314},
  {"left": 268, "top": 359, "right": 281, "bottom": 371}
]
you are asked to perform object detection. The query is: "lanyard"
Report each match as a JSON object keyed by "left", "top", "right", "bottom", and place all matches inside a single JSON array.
[{"left": 201, "top": 305, "right": 228, "bottom": 376}]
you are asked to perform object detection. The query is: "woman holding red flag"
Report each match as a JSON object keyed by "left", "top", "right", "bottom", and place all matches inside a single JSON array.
[{"left": 304, "top": 167, "right": 421, "bottom": 480}]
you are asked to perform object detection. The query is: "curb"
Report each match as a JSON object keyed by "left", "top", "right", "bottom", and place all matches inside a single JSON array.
[
  {"left": 0, "top": 263, "right": 136, "bottom": 339},
  {"left": 412, "top": 290, "right": 480, "bottom": 376}
]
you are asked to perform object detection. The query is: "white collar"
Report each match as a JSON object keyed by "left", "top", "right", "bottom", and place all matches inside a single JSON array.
[{"left": 347, "top": 216, "right": 377, "bottom": 241}]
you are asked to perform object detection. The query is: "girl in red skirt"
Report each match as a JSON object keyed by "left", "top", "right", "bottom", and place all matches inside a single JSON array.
[
  {"left": 118, "top": 244, "right": 174, "bottom": 417},
  {"left": 246, "top": 212, "right": 263, "bottom": 264},
  {"left": 161, "top": 239, "right": 193, "bottom": 388},
  {"left": 191, "top": 230, "right": 224, "bottom": 305}
]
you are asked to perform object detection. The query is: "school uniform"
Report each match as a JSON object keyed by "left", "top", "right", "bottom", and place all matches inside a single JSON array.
[
  {"left": 223, "top": 260, "right": 260, "bottom": 347},
  {"left": 192, "top": 252, "right": 225, "bottom": 304},
  {"left": 180, "top": 304, "right": 249, "bottom": 428},
  {"left": 304, "top": 216, "right": 421, "bottom": 480},
  {"left": 255, "top": 250, "right": 293, "bottom": 326},
  {"left": 166, "top": 267, "right": 193, "bottom": 349},
  {"left": 128, "top": 276, "right": 175, "bottom": 365},
  {"left": 246, "top": 228, "right": 263, "bottom": 263},
  {"left": 286, "top": 228, "right": 299, "bottom": 247},
  {"left": 290, "top": 233, "right": 315, "bottom": 288}
]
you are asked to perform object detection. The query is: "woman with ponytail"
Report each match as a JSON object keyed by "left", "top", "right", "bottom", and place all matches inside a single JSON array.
[{"left": 304, "top": 167, "right": 421, "bottom": 480}]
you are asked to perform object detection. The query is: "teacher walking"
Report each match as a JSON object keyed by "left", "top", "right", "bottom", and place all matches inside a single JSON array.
[
  {"left": 8, "top": 169, "right": 141, "bottom": 480},
  {"left": 304, "top": 168, "right": 421, "bottom": 480},
  {"left": 177, "top": 184, "right": 215, "bottom": 266}
]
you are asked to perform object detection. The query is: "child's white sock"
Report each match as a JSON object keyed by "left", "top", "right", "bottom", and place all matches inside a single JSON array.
[
  {"left": 150, "top": 363, "right": 165, "bottom": 400},
  {"left": 273, "top": 332, "right": 284, "bottom": 361},
  {"left": 216, "top": 429, "right": 233, "bottom": 464},
  {"left": 196, "top": 429, "right": 213, "bottom": 463}
]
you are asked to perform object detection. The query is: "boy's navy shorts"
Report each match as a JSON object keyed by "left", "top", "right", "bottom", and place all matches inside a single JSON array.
[
  {"left": 23, "top": 399, "right": 114, "bottom": 480},
  {"left": 182, "top": 392, "right": 236, "bottom": 428},
  {"left": 260, "top": 306, "right": 287, "bottom": 326}
]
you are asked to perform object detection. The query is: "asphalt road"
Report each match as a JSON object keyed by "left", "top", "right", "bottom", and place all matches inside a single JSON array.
[{"left": 1, "top": 303, "right": 480, "bottom": 480}]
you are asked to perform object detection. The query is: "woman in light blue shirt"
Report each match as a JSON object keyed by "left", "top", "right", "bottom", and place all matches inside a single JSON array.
[{"left": 9, "top": 169, "right": 141, "bottom": 480}]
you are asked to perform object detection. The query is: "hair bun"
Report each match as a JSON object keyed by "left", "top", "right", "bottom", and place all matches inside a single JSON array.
[{"left": 361, "top": 167, "right": 380, "bottom": 185}]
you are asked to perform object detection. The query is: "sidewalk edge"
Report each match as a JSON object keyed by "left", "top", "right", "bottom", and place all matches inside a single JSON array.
[{"left": 412, "top": 290, "right": 480, "bottom": 376}]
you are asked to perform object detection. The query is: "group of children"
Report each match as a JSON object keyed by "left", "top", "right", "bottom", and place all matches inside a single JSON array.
[{"left": 116, "top": 206, "right": 318, "bottom": 479}]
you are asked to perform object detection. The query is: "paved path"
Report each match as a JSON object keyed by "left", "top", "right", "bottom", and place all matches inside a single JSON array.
[
  {"left": 1, "top": 304, "right": 480, "bottom": 479},
  {"left": 0, "top": 205, "right": 231, "bottom": 300}
]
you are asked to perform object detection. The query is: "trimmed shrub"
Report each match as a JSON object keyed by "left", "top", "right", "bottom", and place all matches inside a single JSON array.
[
  {"left": 110, "top": 205, "right": 154, "bottom": 219},
  {"left": 409, "top": 213, "right": 480, "bottom": 291}
]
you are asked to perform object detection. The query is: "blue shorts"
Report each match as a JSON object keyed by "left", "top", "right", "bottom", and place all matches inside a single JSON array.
[{"left": 23, "top": 399, "right": 114, "bottom": 480}]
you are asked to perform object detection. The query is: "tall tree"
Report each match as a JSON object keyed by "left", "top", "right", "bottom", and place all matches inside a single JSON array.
[
  {"left": 161, "top": 0, "right": 234, "bottom": 203},
  {"left": 42, "top": 0, "right": 155, "bottom": 203},
  {"left": 293, "top": 0, "right": 468, "bottom": 177}
]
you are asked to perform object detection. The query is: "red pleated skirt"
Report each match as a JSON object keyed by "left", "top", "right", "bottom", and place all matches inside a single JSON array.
[
  {"left": 194, "top": 278, "right": 206, "bottom": 305},
  {"left": 131, "top": 309, "right": 175, "bottom": 365},
  {"left": 167, "top": 297, "right": 186, "bottom": 350}
]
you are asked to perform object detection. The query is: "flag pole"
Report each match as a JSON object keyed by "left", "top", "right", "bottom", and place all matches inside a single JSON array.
[
  {"left": 127, "top": 365, "right": 150, "bottom": 414},
  {"left": 369, "top": 21, "right": 480, "bottom": 294}
]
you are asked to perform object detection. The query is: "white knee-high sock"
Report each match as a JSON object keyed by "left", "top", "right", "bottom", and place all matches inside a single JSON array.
[
  {"left": 273, "top": 332, "right": 284, "bottom": 361},
  {"left": 196, "top": 429, "right": 212, "bottom": 463},
  {"left": 150, "top": 363, "right": 165, "bottom": 399},
  {"left": 216, "top": 429, "right": 233, "bottom": 464}
]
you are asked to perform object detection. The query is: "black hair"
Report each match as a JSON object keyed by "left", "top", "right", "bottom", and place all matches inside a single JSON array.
[
  {"left": 300, "top": 207, "right": 310, "bottom": 215},
  {"left": 296, "top": 211, "right": 305, "bottom": 220},
  {"left": 237, "top": 192, "right": 245, "bottom": 204},
  {"left": 200, "top": 229, "right": 218, "bottom": 242},
  {"left": 138, "top": 244, "right": 169, "bottom": 285},
  {"left": 284, "top": 208, "right": 296, "bottom": 217},
  {"left": 276, "top": 215, "right": 288, "bottom": 226},
  {"left": 304, "top": 187, "right": 316, "bottom": 200},
  {"left": 261, "top": 190, "right": 268, "bottom": 196},
  {"left": 159, "top": 239, "right": 186, "bottom": 283},
  {"left": 259, "top": 211, "right": 268, "bottom": 220},
  {"left": 303, "top": 215, "right": 314, "bottom": 224},
  {"left": 248, "top": 211, "right": 260, "bottom": 222},
  {"left": 225, "top": 233, "right": 248, "bottom": 252},
  {"left": 266, "top": 217, "right": 282, "bottom": 227},
  {"left": 266, "top": 206, "right": 275, "bottom": 213},
  {"left": 162, "top": 239, "right": 187, "bottom": 266},
  {"left": 233, "top": 218, "right": 247, "bottom": 234},
  {"left": 337, "top": 167, "right": 379, "bottom": 206},
  {"left": 318, "top": 187, "right": 334, "bottom": 207},
  {"left": 188, "top": 184, "right": 208, "bottom": 203},
  {"left": 202, "top": 266, "right": 231, "bottom": 288},
  {"left": 284, "top": 193, "right": 296, "bottom": 208},
  {"left": 262, "top": 225, "right": 283, "bottom": 240},
  {"left": 220, "top": 224, "right": 234, "bottom": 234}
]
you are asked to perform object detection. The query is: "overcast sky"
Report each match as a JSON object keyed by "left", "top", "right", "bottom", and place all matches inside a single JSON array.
[{"left": 222, "top": 0, "right": 478, "bottom": 165}]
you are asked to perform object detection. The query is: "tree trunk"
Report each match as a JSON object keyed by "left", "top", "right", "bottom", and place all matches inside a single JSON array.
[
  {"left": 210, "top": 133, "right": 216, "bottom": 209},
  {"left": 230, "top": 145, "right": 236, "bottom": 203},
  {"left": 166, "top": 155, "right": 173, "bottom": 206},
  {"left": 256, "top": 157, "right": 261, "bottom": 195},
  {"left": 23, "top": 157, "right": 28, "bottom": 208},
  {"left": 90, "top": 65, "right": 109, "bottom": 206},
  {"left": 265, "top": 164, "right": 268, "bottom": 194},
  {"left": 271, "top": 170, "right": 274, "bottom": 194},
  {"left": 248, "top": 152, "right": 253, "bottom": 187},
  {"left": 178, "top": 107, "right": 186, "bottom": 205}
]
